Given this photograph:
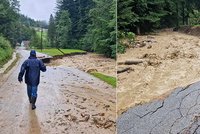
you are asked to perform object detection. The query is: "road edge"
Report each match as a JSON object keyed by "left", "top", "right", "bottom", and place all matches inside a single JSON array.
[{"left": 0, "top": 52, "right": 19, "bottom": 74}]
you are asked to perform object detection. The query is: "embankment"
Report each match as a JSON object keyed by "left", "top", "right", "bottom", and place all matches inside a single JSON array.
[{"left": 178, "top": 26, "right": 200, "bottom": 36}]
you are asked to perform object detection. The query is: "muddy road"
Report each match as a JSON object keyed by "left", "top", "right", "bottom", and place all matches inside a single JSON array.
[
  {"left": 0, "top": 49, "right": 116, "bottom": 134},
  {"left": 117, "top": 31, "right": 200, "bottom": 115},
  {"left": 49, "top": 53, "right": 116, "bottom": 77}
]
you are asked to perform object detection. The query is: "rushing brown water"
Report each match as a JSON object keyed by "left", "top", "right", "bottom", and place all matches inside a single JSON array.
[{"left": 117, "top": 31, "right": 200, "bottom": 115}]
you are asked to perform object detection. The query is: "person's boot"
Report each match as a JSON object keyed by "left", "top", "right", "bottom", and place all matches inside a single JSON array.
[{"left": 31, "top": 97, "right": 37, "bottom": 110}]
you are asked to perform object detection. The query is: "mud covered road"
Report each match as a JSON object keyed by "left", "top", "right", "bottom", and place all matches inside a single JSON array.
[
  {"left": 0, "top": 49, "right": 116, "bottom": 134},
  {"left": 49, "top": 53, "right": 116, "bottom": 77}
]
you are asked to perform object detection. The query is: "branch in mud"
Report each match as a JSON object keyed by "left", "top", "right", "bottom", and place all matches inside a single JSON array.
[
  {"left": 117, "top": 67, "right": 132, "bottom": 74},
  {"left": 118, "top": 59, "right": 144, "bottom": 65}
]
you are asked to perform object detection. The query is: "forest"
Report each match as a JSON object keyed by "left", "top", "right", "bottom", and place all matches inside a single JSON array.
[
  {"left": 48, "top": 0, "right": 116, "bottom": 58},
  {"left": 0, "top": 0, "right": 19, "bottom": 67},
  {"left": 0, "top": 0, "right": 49, "bottom": 66},
  {"left": 0, "top": 0, "right": 116, "bottom": 68},
  {"left": 118, "top": 0, "right": 200, "bottom": 35}
]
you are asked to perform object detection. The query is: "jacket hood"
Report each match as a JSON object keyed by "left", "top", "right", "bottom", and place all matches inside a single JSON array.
[{"left": 30, "top": 50, "right": 36, "bottom": 57}]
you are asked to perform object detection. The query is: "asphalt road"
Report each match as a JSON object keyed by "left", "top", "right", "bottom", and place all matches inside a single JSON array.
[
  {"left": 0, "top": 49, "right": 116, "bottom": 134},
  {"left": 117, "top": 81, "right": 200, "bottom": 134}
]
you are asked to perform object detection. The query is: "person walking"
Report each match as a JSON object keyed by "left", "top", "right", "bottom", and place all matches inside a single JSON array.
[{"left": 18, "top": 50, "right": 46, "bottom": 110}]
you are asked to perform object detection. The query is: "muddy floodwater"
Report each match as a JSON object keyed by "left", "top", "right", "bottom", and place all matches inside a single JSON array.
[
  {"left": 0, "top": 49, "right": 116, "bottom": 134},
  {"left": 117, "top": 31, "right": 200, "bottom": 115}
]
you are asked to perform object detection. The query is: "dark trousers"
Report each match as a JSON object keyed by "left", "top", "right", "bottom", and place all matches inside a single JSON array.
[{"left": 27, "top": 85, "right": 38, "bottom": 98}]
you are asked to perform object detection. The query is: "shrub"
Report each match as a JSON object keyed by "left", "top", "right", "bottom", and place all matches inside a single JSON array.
[
  {"left": 127, "top": 32, "right": 135, "bottom": 44},
  {"left": 117, "top": 43, "right": 126, "bottom": 53},
  {"left": 0, "top": 36, "right": 13, "bottom": 67},
  {"left": 190, "top": 10, "right": 200, "bottom": 26},
  {"left": 117, "top": 31, "right": 135, "bottom": 54}
]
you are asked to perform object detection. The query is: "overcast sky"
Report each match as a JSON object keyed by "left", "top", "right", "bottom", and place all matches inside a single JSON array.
[{"left": 19, "top": 0, "right": 57, "bottom": 22}]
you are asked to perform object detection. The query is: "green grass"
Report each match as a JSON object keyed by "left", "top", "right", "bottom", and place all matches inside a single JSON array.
[
  {"left": 90, "top": 72, "right": 116, "bottom": 88},
  {"left": 35, "top": 48, "right": 86, "bottom": 56},
  {"left": 60, "top": 49, "right": 86, "bottom": 54},
  {"left": 35, "top": 49, "right": 63, "bottom": 56}
]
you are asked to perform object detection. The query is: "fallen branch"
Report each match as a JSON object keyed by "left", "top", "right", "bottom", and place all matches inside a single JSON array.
[
  {"left": 117, "top": 67, "right": 131, "bottom": 74},
  {"left": 118, "top": 59, "right": 144, "bottom": 65}
]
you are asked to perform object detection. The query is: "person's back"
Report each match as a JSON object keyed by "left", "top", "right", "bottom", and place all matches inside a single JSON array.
[
  {"left": 23, "top": 56, "right": 46, "bottom": 86},
  {"left": 18, "top": 50, "right": 46, "bottom": 110}
]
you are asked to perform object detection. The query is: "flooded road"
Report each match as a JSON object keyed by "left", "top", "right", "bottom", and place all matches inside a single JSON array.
[{"left": 0, "top": 49, "right": 116, "bottom": 134}]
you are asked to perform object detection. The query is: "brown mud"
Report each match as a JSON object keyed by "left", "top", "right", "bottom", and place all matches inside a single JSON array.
[
  {"left": 117, "top": 30, "right": 200, "bottom": 115},
  {"left": 49, "top": 53, "right": 116, "bottom": 77},
  {"left": 0, "top": 49, "right": 116, "bottom": 134}
]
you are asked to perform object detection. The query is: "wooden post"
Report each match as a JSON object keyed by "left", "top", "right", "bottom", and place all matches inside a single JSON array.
[{"left": 40, "top": 28, "right": 43, "bottom": 52}]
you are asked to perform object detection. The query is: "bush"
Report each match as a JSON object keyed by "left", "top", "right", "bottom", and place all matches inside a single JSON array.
[
  {"left": 0, "top": 36, "right": 13, "bottom": 67},
  {"left": 126, "top": 32, "right": 135, "bottom": 44},
  {"left": 118, "top": 31, "right": 126, "bottom": 38},
  {"left": 190, "top": 10, "right": 200, "bottom": 26},
  {"left": 117, "top": 43, "right": 126, "bottom": 53},
  {"left": 117, "top": 31, "right": 135, "bottom": 54}
]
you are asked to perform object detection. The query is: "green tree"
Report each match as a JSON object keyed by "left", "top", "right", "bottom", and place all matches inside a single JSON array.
[
  {"left": 54, "top": 0, "right": 116, "bottom": 58},
  {"left": 29, "top": 30, "right": 40, "bottom": 48},
  {"left": 56, "top": 10, "right": 71, "bottom": 48},
  {"left": 10, "top": 0, "right": 20, "bottom": 12},
  {"left": 118, "top": 0, "right": 200, "bottom": 35},
  {"left": 118, "top": 0, "right": 138, "bottom": 31},
  {"left": 48, "top": 14, "right": 56, "bottom": 47},
  {"left": 83, "top": 0, "right": 116, "bottom": 58},
  {"left": 0, "top": 0, "right": 20, "bottom": 47},
  {"left": 56, "top": 0, "right": 94, "bottom": 48}
]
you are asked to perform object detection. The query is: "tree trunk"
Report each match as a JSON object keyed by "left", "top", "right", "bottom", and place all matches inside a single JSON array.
[
  {"left": 136, "top": 26, "right": 140, "bottom": 35},
  {"left": 181, "top": 1, "right": 185, "bottom": 25},
  {"left": 176, "top": 2, "right": 179, "bottom": 28},
  {"left": 186, "top": 14, "right": 189, "bottom": 25}
]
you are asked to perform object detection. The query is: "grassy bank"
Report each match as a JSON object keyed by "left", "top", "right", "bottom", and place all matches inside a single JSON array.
[
  {"left": 0, "top": 36, "right": 13, "bottom": 68},
  {"left": 90, "top": 72, "right": 116, "bottom": 88},
  {"left": 35, "top": 48, "right": 86, "bottom": 56},
  {"left": 4, "top": 53, "right": 19, "bottom": 74}
]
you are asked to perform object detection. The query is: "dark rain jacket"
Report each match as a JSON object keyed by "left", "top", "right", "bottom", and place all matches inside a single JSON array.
[{"left": 18, "top": 56, "right": 46, "bottom": 86}]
